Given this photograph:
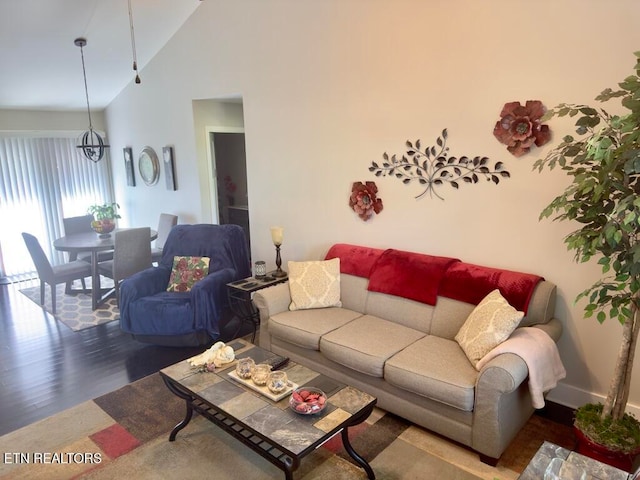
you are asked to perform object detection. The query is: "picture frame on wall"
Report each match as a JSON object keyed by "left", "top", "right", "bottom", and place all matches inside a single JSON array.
[
  {"left": 124, "top": 147, "right": 135, "bottom": 186},
  {"left": 163, "top": 146, "right": 177, "bottom": 191}
]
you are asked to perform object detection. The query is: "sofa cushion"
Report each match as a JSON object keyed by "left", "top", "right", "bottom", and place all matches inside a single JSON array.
[
  {"left": 430, "top": 296, "right": 476, "bottom": 340},
  {"left": 269, "top": 307, "right": 362, "bottom": 350},
  {"left": 385, "top": 335, "right": 478, "bottom": 411},
  {"left": 288, "top": 258, "right": 342, "bottom": 310},
  {"left": 339, "top": 274, "right": 370, "bottom": 312},
  {"left": 365, "top": 290, "right": 434, "bottom": 333},
  {"left": 320, "top": 315, "right": 426, "bottom": 377},
  {"left": 455, "top": 289, "right": 524, "bottom": 367}
]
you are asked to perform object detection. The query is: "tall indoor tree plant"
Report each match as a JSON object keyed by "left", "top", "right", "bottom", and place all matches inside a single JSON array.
[{"left": 534, "top": 51, "right": 640, "bottom": 468}]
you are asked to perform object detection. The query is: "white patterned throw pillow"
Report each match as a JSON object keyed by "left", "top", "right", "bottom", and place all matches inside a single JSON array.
[
  {"left": 288, "top": 258, "right": 342, "bottom": 311},
  {"left": 455, "top": 289, "right": 524, "bottom": 368}
]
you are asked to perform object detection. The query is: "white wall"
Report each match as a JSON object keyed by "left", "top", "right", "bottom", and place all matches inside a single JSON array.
[{"left": 104, "top": 0, "right": 640, "bottom": 412}]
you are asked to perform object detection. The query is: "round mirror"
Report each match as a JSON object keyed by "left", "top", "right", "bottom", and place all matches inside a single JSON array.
[{"left": 138, "top": 146, "right": 160, "bottom": 186}]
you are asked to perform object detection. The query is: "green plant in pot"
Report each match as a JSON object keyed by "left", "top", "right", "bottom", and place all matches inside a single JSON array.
[
  {"left": 534, "top": 51, "right": 640, "bottom": 472},
  {"left": 87, "top": 202, "right": 121, "bottom": 238}
]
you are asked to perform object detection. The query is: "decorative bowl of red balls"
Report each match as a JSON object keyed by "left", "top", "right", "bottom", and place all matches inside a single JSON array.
[{"left": 289, "top": 387, "right": 327, "bottom": 415}]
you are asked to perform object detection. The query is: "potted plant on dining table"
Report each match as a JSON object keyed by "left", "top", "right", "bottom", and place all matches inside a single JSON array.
[{"left": 87, "top": 202, "right": 121, "bottom": 238}]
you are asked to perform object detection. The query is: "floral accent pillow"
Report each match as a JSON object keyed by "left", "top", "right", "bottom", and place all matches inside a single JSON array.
[
  {"left": 288, "top": 258, "right": 342, "bottom": 311},
  {"left": 455, "top": 289, "right": 524, "bottom": 368},
  {"left": 167, "top": 256, "right": 210, "bottom": 292}
]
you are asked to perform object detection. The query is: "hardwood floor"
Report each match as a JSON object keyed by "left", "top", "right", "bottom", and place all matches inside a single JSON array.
[{"left": 0, "top": 280, "right": 251, "bottom": 436}]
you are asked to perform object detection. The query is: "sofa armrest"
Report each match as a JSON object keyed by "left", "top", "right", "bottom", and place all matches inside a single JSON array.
[
  {"left": 121, "top": 265, "right": 171, "bottom": 302},
  {"left": 472, "top": 352, "right": 532, "bottom": 460},
  {"left": 532, "top": 317, "right": 563, "bottom": 342},
  {"left": 253, "top": 282, "right": 291, "bottom": 324},
  {"left": 253, "top": 282, "right": 291, "bottom": 350}
]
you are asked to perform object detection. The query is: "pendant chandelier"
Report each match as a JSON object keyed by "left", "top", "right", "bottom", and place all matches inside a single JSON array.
[{"left": 74, "top": 37, "right": 109, "bottom": 163}]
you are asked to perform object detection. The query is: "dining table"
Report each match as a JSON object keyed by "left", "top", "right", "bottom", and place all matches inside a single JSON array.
[{"left": 53, "top": 228, "right": 157, "bottom": 310}]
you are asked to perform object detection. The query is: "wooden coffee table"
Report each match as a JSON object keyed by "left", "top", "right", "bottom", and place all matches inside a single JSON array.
[{"left": 160, "top": 339, "right": 377, "bottom": 480}]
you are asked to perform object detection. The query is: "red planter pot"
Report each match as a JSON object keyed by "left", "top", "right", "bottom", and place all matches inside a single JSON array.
[{"left": 574, "top": 425, "right": 640, "bottom": 473}]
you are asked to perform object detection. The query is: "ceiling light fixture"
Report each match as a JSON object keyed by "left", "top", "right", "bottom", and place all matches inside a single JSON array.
[
  {"left": 128, "top": 0, "right": 141, "bottom": 84},
  {"left": 74, "top": 37, "right": 109, "bottom": 163}
]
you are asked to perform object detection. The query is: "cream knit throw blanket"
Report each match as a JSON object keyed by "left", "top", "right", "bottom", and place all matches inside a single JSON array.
[{"left": 476, "top": 327, "right": 566, "bottom": 409}]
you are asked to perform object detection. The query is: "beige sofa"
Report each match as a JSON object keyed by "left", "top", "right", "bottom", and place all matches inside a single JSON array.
[{"left": 253, "top": 244, "right": 563, "bottom": 464}]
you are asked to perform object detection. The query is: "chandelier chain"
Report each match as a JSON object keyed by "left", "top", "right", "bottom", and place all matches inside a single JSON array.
[{"left": 77, "top": 40, "right": 94, "bottom": 131}]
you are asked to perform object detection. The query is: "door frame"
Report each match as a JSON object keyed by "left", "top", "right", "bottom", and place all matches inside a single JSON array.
[{"left": 204, "top": 126, "right": 245, "bottom": 224}]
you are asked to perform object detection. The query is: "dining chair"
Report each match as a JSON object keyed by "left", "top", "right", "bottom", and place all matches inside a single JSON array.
[
  {"left": 21, "top": 232, "right": 92, "bottom": 314},
  {"left": 151, "top": 213, "right": 178, "bottom": 263},
  {"left": 98, "top": 227, "right": 152, "bottom": 304}
]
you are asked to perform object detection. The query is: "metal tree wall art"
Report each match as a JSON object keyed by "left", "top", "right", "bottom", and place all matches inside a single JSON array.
[{"left": 368, "top": 129, "right": 510, "bottom": 200}]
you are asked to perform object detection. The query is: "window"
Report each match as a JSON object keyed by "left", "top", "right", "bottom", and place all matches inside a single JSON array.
[{"left": 0, "top": 135, "right": 115, "bottom": 279}]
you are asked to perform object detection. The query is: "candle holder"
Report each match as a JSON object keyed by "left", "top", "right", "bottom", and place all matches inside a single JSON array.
[
  {"left": 254, "top": 261, "right": 266, "bottom": 279},
  {"left": 273, "top": 244, "right": 287, "bottom": 277}
]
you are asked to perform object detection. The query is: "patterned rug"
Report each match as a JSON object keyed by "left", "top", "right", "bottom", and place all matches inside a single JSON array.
[
  {"left": 0, "top": 371, "right": 576, "bottom": 480},
  {"left": 19, "top": 280, "right": 118, "bottom": 332}
]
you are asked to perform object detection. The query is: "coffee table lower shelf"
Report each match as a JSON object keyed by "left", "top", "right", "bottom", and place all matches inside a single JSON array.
[{"left": 162, "top": 375, "right": 376, "bottom": 480}]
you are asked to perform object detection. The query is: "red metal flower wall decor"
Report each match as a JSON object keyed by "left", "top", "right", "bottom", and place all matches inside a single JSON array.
[
  {"left": 349, "top": 181, "right": 383, "bottom": 221},
  {"left": 493, "top": 100, "right": 551, "bottom": 157}
]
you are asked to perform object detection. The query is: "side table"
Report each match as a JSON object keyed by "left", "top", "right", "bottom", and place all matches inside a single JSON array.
[{"left": 226, "top": 272, "right": 288, "bottom": 343}]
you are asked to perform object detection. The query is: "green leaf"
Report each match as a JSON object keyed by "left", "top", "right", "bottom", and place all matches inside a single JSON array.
[
  {"left": 575, "top": 116, "right": 601, "bottom": 128},
  {"left": 580, "top": 107, "right": 598, "bottom": 116}
]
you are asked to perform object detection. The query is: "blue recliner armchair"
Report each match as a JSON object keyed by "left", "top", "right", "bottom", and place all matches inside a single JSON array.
[{"left": 119, "top": 223, "right": 251, "bottom": 346}]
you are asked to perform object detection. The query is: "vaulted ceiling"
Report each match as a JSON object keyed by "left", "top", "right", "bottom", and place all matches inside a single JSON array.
[{"left": 0, "top": 0, "right": 201, "bottom": 111}]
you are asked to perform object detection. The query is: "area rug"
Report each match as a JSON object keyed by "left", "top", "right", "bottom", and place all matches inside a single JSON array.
[
  {"left": 19, "top": 281, "right": 118, "bottom": 332},
  {"left": 0, "top": 373, "right": 575, "bottom": 480}
]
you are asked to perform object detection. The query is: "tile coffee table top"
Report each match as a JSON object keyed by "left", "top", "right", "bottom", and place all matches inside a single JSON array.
[
  {"left": 161, "top": 339, "right": 376, "bottom": 455},
  {"left": 518, "top": 441, "right": 631, "bottom": 480}
]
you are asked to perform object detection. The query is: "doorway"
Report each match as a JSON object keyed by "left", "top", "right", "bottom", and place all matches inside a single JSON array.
[{"left": 209, "top": 131, "right": 250, "bottom": 251}]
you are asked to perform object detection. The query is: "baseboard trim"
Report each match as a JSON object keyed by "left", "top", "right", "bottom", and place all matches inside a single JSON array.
[{"left": 545, "top": 383, "right": 640, "bottom": 419}]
